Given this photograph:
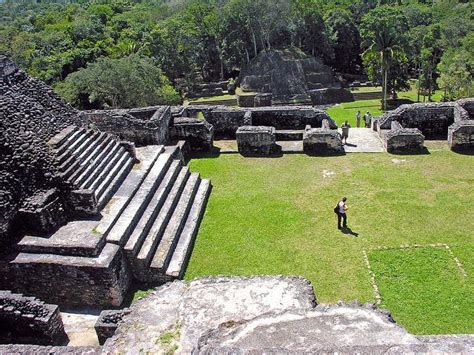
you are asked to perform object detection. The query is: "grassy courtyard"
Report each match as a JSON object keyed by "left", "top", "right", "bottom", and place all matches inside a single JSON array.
[{"left": 186, "top": 148, "right": 474, "bottom": 334}]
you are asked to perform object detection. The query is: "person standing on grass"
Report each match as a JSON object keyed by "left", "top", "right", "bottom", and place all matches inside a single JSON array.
[
  {"left": 356, "top": 111, "right": 361, "bottom": 127},
  {"left": 341, "top": 121, "right": 350, "bottom": 144},
  {"left": 336, "top": 197, "right": 348, "bottom": 230}
]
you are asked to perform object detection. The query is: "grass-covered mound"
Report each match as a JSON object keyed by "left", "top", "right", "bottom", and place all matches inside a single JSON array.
[{"left": 186, "top": 148, "right": 474, "bottom": 334}]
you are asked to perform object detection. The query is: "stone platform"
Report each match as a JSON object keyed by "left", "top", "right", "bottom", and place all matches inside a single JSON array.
[
  {"left": 340, "top": 127, "right": 385, "bottom": 153},
  {"left": 102, "top": 276, "right": 474, "bottom": 354}
]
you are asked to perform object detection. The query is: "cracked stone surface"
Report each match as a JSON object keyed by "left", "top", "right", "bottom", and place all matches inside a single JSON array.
[
  {"left": 103, "top": 275, "right": 316, "bottom": 354},
  {"left": 102, "top": 276, "right": 474, "bottom": 354},
  {"left": 196, "top": 304, "right": 419, "bottom": 353}
]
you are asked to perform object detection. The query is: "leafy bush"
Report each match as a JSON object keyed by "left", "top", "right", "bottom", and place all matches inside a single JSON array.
[{"left": 56, "top": 55, "right": 181, "bottom": 109}]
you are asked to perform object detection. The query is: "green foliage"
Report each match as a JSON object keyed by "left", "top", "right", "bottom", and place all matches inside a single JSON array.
[
  {"left": 0, "top": 0, "right": 472, "bottom": 103},
  {"left": 437, "top": 34, "right": 474, "bottom": 101},
  {"left": 56, "top": 55, "right": 181, "bottom": 109}
]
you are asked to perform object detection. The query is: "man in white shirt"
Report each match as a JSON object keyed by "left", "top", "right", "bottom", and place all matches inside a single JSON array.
[{"left": 337, "top": 197, "right": 348, "bottom": 230}]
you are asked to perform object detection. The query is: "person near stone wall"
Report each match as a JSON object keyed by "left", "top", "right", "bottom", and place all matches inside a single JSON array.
[
  {"left": 341, "top": 121, "right": 351, "bottom": 144},
  {"left": 364, "top": 111, "right": 372, "bottom": 128},
  {"left": 356, "top": 111, "right": 361, "bottom": 127}
]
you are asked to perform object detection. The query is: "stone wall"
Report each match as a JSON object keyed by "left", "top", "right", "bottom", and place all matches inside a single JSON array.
[
  {"left": 383, "top": 121, "right": 425, "bottom": 153},
  {"left": 0, "top": 290, "right": 68, "bottom": 345},
  {"left": 309, "top": 88, "right": 354, "bottom": 105},
  {"left": 10, "top": 244, "right": 131, "bottom": 307},
  {"left": 196, "top": 105, "right": 336, "bottom": 139},
  {"left": 170, "top": 117, "right": 214, "bottom": 151},
  {"left": 204, "top": 107, "right": 248, "bottom": 138},
  {"left": 250, "top": 106, "right": 337, "bottom": 130},
  {"left": 378, "top": 102, "right": 455, "bottom": 139},
  {"left": 376, "top": 99, "right": 474, "bottom": 152},
  {"left": 0, "top": 56, "right": 83, "bottom": 245},
  {"left": 82, "top": 106, "right": 171, "bottom": 146}
]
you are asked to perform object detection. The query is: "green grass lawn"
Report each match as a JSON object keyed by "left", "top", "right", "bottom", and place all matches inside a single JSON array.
[
  {"left": 369, "top": 247, "right": 474, "bottom": 334},
  {"left": 186, "top": 149, "right": 474, "bottom": 334}
]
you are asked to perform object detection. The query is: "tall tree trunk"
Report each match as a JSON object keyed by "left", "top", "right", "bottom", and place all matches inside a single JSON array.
[
  {"left": 251, "top": 32, "right": 257, "bottom": 57},
  {"left": 383, "top": 67, "right": 388, "bottom": 111},
  {"left": 417, "top": 67, "right": 421, "bottom": 103}
]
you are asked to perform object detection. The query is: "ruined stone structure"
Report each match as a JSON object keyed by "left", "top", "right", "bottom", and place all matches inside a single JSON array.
[
  {"left": 182, "top": 105, "right": 336, "bottom": 139},
  {"left": 0, "top": 55, "right": 83, "bottom": 243},
  {"left": 377, "top": 99, "right": 474, "bottom": 152},
  {"left": 236, "top": 126, "right": 279, "bottom": 156},
  {"left": 102, "top": 276, "right": 474, "bottom": 353},
  {"left": 0, "top": 290, "right": 68, "bottom": 345},
  {"left": 0, "top": 57, "right": 212, "bottom": 308},
  {"left": 448, "top": 98, "right": 474, "bottom": 151},
  {"left": 95, "top": 309, "right": 130, "bottom": 345},
  {"left": 169, "top": 117, "right": 214, "bottom": 151},
  {"left": 83, "top": 106, "right": 172, "bottom": 146},
  {"left": 238, "top": 48, "right": 353, "bottom": 106},
  {"left": 303, "top": 124, "right": 344, "bottom": 155}
]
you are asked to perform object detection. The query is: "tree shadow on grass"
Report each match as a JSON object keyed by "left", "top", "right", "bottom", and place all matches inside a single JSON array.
[{"left": 341, "top": 227, "right": 359, "bottom": 237}]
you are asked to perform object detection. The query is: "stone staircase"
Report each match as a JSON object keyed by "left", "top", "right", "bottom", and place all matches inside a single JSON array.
[
  {"left": 48, "top": 126, "right": 135, "bottom": 209},
  {"left": 11, "top": 127, "right": 211, "bottom": 306}
]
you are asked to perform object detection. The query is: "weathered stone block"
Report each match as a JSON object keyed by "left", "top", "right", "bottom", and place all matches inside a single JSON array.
[
  {"left": 68, "top": 189, "right": 98, "bottom": 216},
  {"left": 303, "top": 128, "right": 344, "bottom": 155},
  {"left": 17, "top": 189, "right": 67, "bottom": 236},
  {"left": 204, "top": 108, "right": 248, "bottom": 138},
  {"left": 83, "top": 106, "right": 172, "bottom": 146},
  {"left": 95, "top": 309, "right": 130, "bottom": 345},
  {"left": 0, "top": 291, "right": 68, "bottom": 345},
  {"left": 236, "top": 126, "right": 278, "bottom": 156},
  {"left": 237, "top": 93, "right": 256, "bottom": 108},
  {"left": 254, "top": 93, "right": 272, "bottom": 107},
  {"left": 170, "top": 117, "right": 214, "bottom": 151},
  {"left": 10, "top": 244, "right": 131, "bottom": 307},
  {"left": 384, "top": 126, "right": 425, "bottom": 153},
  {"left": 448, "top": 121, "right": 474, "bottom": 151},
  {"left": 250, "top": 106, "right": 337, "bottom": 130}
]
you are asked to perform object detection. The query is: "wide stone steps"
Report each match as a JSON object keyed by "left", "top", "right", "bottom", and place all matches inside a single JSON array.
[
  {"left": 51, "top": 126, "right": 135, "bottom": 208},
  {"left": 13, "top": 141, "right": 212, "bottom": 306},
  {"left": 166, "top": 179, "right": 211, "bottom": 278},
  {"left": 132, "top": 166, "right": 190, "bottom": 277}
]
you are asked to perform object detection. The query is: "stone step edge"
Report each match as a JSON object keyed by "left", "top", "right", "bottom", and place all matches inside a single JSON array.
[
  {"left": 123, "top": 160, "right": 182, "bottom": 258},
  {"left": 131, "top": 167, "right": 191, "bottom": 276},
  {"left": 149, "top": 173, "right": 200, "bottom": 272},
  {"left": 105, "top": 152, "right": 175, "bottom": 246},
  {"left": 166, "top": 179, "right": 211, "bottom": 278}
]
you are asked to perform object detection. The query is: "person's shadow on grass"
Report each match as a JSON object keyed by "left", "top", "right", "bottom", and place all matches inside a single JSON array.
[{"left": 341, "top": 226, "right": 359, "bottom": 237}]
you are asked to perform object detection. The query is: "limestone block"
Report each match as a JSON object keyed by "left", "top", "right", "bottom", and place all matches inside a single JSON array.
[
  {"left": 303, "top": 128, "right": 344, "bottom": 154},
  {"left": 17, "top": 189, "right": 67, "bottom": 235},
  {"left": 236, "top": 126, "right": 278, "bottom": 156},
  {"left": 385, "top": 128, "right": 425, "bottom": 153},
  {"left": 170, "top": 117, "right": 214, "bottom": 151},
  {"left": 69, "top": 189, "right": 98, "bottom": 216},
  {"left": 448, "top": 121, "right": 474, "bottom": 151},
  {"left": 254, "top": 93, "right": 272, "bottom": 107},
  {"left": 309, "top": 87, "right": 354, "bottom": 105}
]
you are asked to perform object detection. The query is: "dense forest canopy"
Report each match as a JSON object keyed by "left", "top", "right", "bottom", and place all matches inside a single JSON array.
[{"left": 0, "top": 0, "right": 472, "bottom": 109}]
